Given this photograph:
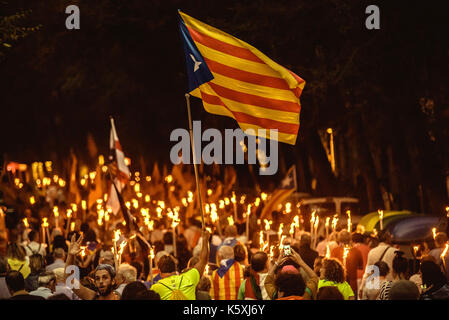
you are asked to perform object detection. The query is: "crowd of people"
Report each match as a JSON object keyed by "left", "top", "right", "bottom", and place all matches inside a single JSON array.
[
  {"left": 1, "top": 162, "right": 449, "bottom": 301},
  {"left": 1, "top": 220, "right": 449, "bottom": 301}
]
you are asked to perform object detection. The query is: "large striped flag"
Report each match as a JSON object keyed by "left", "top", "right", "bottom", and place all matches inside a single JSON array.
[
  {"left": 260, "top": 165, "right": 297, "bottom": 219},
  {"left": 106, "top": 117, "right": 131, "bottom": 216},
  {"left": 178, "top": 11, "right": 305, "bottom": 145}
]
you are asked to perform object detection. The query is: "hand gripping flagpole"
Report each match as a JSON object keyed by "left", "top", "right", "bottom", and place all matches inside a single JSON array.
[{"left": 185, "top": 94, "right": 206, "bottom": 231}]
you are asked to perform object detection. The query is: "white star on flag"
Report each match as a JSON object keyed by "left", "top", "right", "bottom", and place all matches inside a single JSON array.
[{"left": 190, "top": 54, "right": 202, "bottom": 72}]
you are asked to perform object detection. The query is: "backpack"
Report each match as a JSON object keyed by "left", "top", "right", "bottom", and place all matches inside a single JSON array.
[
  {"left": 27, "top": 243, "right": 41, "bottom": 255},
  {"left": 159, "top": 275, "right": 189, "bottom": 300}
]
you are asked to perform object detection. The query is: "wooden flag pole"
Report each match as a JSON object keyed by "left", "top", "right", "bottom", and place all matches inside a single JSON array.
[{"left": 185, "top": 94, "right": 205, "bottom": 231}]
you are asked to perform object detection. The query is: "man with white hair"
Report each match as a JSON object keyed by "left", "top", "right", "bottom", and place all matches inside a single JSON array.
[
  {"left": 52, "top": 268, "right": 81, "bottom": 300},
  {"left": 114, "top": 263, "right": 137, "bottom": 297},
  {"left": 210, "top": 245, "right": 244, "bottom": 300},
  {"left": 46, "top": 248, "right": 66, "bottom": 272}
]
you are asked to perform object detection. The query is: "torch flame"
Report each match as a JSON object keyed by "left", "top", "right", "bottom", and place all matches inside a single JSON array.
[{"left": 23, "top": 218, "right": 29, "bottom": 228}]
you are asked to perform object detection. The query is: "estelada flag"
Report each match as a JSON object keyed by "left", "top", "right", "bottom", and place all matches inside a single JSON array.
[
  {"left": 178, "top": 11, "right": 305, "bottom": 145},
  {"left": 106, "top": 117, "right": 131, "bottom": 216},
  {"left": 260, "top": 165, "right": 297, "bottom": 219}
]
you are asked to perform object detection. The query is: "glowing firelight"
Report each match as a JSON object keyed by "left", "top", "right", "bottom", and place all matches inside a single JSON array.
[
  {"left": 346, "top": 210, "right": 352, "bottom": 232},
  {"left": 285, "top": 202, "right": 292, "bottom": 214},
  {"left": 70, "top": 222, "right": 76, "bottom": 232},
  {"left": 23, "top": 218, "right": 29, "bottom": 228},
  {"left": 53, "top": 206, "right": 59, "bottom": 218},
  {"left": 278, "top": 223, "right": 284, "bottom": 237},
  {"left": 42, "top": 218, "right": 49, "bottom": 228},
  {"left": 441, "top": 243, "right": 449, "bottom": 261},
  {"left": 432, "top": 228, "right": 437, "bottom": 240},
  {"left": 29, "top": 196, "right": 35, "bottom": 205},
  {"left": 264, "top": 219, "right": 272, "bottom": 231},
  {"left": 261, "top": 193, "right": 268, "bottom": 201},
  {"left": 343, "top": 246, "right": 350, "bottom": 265},
  {"left": 259, "top": 231, "right": 264, "bottom": 249},
  {"left": 227, "top": 216, "right": 234, "bottom": 226},
  {"left": 325, "top": 244, "right": 331, "bottom": 259}
]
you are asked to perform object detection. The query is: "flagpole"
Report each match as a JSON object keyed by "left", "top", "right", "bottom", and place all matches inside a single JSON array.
[{"left": 185, "top": 94, "right": 205, "bottom": 231}]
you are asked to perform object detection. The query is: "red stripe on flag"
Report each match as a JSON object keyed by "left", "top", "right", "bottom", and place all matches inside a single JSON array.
[
  {"left": 224, "top": 269, "right": 231, "bottom": 300},
  {"left": 114, "top": 140, "right": 123, "bottom": 152},
  {"left": 207, "top": 82, "right": 301, "bottom": 113},
  {"left": 199, "top": 91, "right": 299, "bottom": 133},
  {"left": 186, "top": 26, "right": 264, "bottom": 64},
  {"left": 204, "top": 58, "right": 292, "bottom": 90},
  {"left": 200, "top": 91, "right": 299, "bottom": 135},
  {"left": 213, "top": 271, "right": 220, "bottom": 300}
]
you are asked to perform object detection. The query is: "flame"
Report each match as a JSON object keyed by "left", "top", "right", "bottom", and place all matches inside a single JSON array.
[
  {"left": 204, "top": 264, "right": 210, "bottom": 275},
  {"left": 113, "top": 230, "right": 122, "bottom": 243},
  {"left": 378, "top": 209, "right": 384, "bottom": 220},
  {"left": 262, "top": 242, "right": 269, "bottom": 252},
  {"left": 432, "top": 228, "right": 437, "bottom": 240},
  {"left": 70, "top": 222, "right": 76, "bottom": 232},
  {"left": 71, "top": 203, "right": 78, "bottom": 212},
  {"left": 285, "top": 202, "right": 292, "bottom": 214},
  {"left": 42, "top": 218, "right": 49, "bottom": 228},
  {"left": 219, "top": 200, "right": 225, "bottom": 209},
  {"left": 343, "top": 246, "right": 350, "bottom": 263},
  {"left": 187, "top": 191, "right": 194, "bottom": 203},
  {"left": 441, "top": 243, "right": 449, "bottom": 260},
  {"left": 227, "top": 216, "right": 234, "bottom": 226},
  {"left": 289, "top": 223, "right": 295, "bottom": 236},
  {"left": 224, "top": 197, "right": 230, "bottom": 205},
  {"left": 264, "top": 219, "right": 272, "bottom": 231},
  {"left": 372, "top": 228, "right": 378, "bottom": 237},
  {"left": 182, "top": 198, "right": 188, "bottom": 207},
  {"left": 67, "top": 209, "right": 72, "bottom": 218},
  {"left": 165, "top": 175, "right": 173, "bottom": 183},
  {"left": 259, "top": 231, "right": 264, "bottom": 249},
  {"left": 278, "top": 223, "right": 284, "bottom": 236},
  {"left": 29, "top": 196, "right": 35, "bottom": 205},
  {"left": 207, "top": 189, "right": 213, "bottom": 196},
  {"left": 81, "top": 200, "right": 87, "bottom": 210},
  {"left": 118, "top": 240, "right": 127, "bottom": 255},
  {"left": 413, "top": 245, "right": 419, "bottom": 256},
  {"left": 261, "top": 193, "right": 268, "bottom": 201},
  {"left": 293, "top": 215, "right": 300, "bottom": 228},
  {"left": 23, "top": 218, "right": 29, "bottom": 228},
  {"left": 270, "top": 245, "right": 275, "bottom": 259},
  {"left": 325, "top": 217, "right": 330, "bottom": 228},
  {"left": 80, "top": 246, "right": 87, "bottom": 258},
  {"left": 446, "top": 206, "right": 449, "bottom": 218},
  {"left": 247, "top": 204, "right": 252, "bottom": 217},
  {"left": 310, "top": 210, "right": 316, "bottom": 225},
  {"left": 231, "top": 192, "right": 237, "bottom": 204},
  {"left": 325, "top": 244, "right": 331, "bottom": 259},
  {"left": 53, "top": 206, "right": 59, "bottom": 218},
  {"left": 314, "top": 216, "right": 320, "bottom": 229},
  {"left": 145, "top": 195, "right": 151, "bottom": 203}
]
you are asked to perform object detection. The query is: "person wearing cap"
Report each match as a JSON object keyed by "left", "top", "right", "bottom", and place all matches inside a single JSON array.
[
  {"left": 64, "top": 234, "right": 119, "bottom": 300},
  {"left": 264, "top": 247, "right": 319, "bottom": 300}
]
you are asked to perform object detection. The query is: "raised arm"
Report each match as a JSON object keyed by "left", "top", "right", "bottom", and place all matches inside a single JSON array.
[
  {"left": 64, "top": 234, "right": 97, "bottom": 300},
  {"left": 193, "top": 230, "right": 210, "bottom": 276}
]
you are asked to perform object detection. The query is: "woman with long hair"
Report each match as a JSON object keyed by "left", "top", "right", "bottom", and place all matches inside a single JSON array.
[
  {"left": 378, "top": 251, "right": 409, "bottom": 300},
  {"left": 6, "top": 242, "right": 31, "bottom": 279}
]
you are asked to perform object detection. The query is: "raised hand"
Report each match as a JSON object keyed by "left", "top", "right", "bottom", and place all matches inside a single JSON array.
[
  {"left": 68, "top": 233, "right": 84, "bottom": 256},
  {"left": 290, "top": 248, "right": 305, "bottom": 265}
]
